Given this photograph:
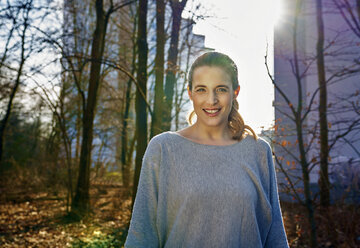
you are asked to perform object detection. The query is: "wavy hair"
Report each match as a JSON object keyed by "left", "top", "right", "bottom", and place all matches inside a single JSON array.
[{"left": 187, "top": 52, "right": 257, "bottom": 140}]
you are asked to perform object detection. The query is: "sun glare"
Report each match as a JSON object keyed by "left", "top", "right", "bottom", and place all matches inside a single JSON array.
[
  {"left": 273, "top": 0, "right": 284, "bottom": 26},
  {"left": 192, "top": 0, "right": 286, "bottom": 132}
]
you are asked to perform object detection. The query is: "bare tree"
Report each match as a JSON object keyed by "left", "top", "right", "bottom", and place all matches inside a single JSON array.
[
  {"left": 267, "top": 0, "right": 318, "bottom": 246},
  {"left": 31, "top": 76, "right": 74, "bottom": 212},
  {"left": 163, "top": 0, "right": 188, "bottom": 131},
  {"left": 151, "top": 0, "right": 166, "bottom": 138},
  {"left": 118, "top": 7, "right": 137, "bottom": 188},
  {"left": 71, "top": 0, "right": 134, "bottom": 217},
  {"left": 0, "top": 0, "right": 33, "bottom": 173},
  {"left": 332, "top": 0, "right": 360, "bottom": 38},
  {"left": 132, "top": 0, "right": 148, "bottom": 206},
  {"left": 316, "top": 0, "right": 330, "bottom": 207}
]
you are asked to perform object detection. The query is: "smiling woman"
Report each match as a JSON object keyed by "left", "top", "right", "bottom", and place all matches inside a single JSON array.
[
  {"left": 125, "top": 52, "right": 289, "bottom": 248},
  {"left": 185, "top": 52, "right": 256, "bottom": 143}
]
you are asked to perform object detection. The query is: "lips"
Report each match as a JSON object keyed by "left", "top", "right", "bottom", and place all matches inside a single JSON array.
[{"left": 203, "top": 108, "right": 221, "bottom": 117}]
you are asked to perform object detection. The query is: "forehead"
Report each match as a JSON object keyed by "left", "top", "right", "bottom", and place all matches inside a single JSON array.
[{"left": 192, "top": 66, "right": 232, "bottom": 87}]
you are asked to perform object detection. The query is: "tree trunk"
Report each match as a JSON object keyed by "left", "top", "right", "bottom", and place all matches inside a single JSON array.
[
  {"left": 151, "top": 0, "right": 165, "bottom": 138},
  {"left": 296, "top": 115, "right": 317, "bottom": 248},
  {"left": 293, "top": 1, "right": 317, "bottom": 246},
  {"left": 71, "top": 0, "right": 109, "bottom": 216},
  {"left": 132, "top": 0, "right": 148, "bottom": 206},
  {"left": 121, "top": 10, "right": 137, "bottom": 188},
  {"left": 75, "top": 95, "right": 81, "bottom": 164},
  {"left": 121, "top": 77, "right": 133, "bottom": 188},
  {"left": 121, "top": 69, "right": 136, "bottom": 189},
  {"left": 58, "top": 80, "right": 73, "bottom": 212},
  {"left": 316, "top": 0, "right": 330, "bottom": 207},
  {"left": 70, "top": 0, "right": 82, "bottom": 165},
  {"left": 357, "top": 0, "right": 360, "bottom": 23},
  {"left": 163, "top": 0, "right": 187, "bottom": 131}
]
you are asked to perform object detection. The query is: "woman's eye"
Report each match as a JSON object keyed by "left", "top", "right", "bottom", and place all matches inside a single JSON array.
[
  {"left": 196, "top": 88, "right": 205, "bottom": 92},
  {"left": 217, "top": 88, "right": 228, "bottom": 93}
]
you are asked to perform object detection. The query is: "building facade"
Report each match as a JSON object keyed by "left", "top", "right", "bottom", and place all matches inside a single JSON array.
[{"left": 273, "top": 0, "right": 360, "bottom": 201}]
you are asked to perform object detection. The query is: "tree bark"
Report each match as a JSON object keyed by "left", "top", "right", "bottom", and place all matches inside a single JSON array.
[
  {"left": 70, "top": 0, "right": 82, "bottom": 165},
  {"left": 151, "top": 0, "right": 166, "bottom": 138},
  {"left": 121, "top": 41, "right": 136, "bottom": 188},
  {"left": 293, "top": 2, "right": 318, "bottom": 246},
  {"left": 75, "top": 95, "right": 81, "bottom": 164},
  {"left": 57, "top": 79, "right": 74, "bottom": 212},
  {"left": 132, "top": 0, "right": 148, "bottom": 206},
  {"left": 296, "top": 115, "right": 317, "bottom": 248},
  {"left": 163, "top": 0, "right": 188, "bottom": 131},
  {"left": 357, "top": 0, "right": 360, "bottom": 23},
  {"left": 121, "top": 6, "right": 137, "bottom": 189},
  {"left": 121, "top": 77, "right": 133, "bottom": 188},
  {"left": 316, "top": 0, "right": 330, "bottom": 207},
  {"left": 71, "top": 0, "right": 109, "bottom": 216}
]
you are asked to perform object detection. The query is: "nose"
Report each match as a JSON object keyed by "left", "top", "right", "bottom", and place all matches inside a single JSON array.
[{"left": 207, "top": 91, "right": 219, "bottom": 105}]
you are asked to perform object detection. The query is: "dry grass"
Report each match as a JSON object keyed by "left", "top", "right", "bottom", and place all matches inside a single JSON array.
[{"left": 282, "top": 201, "right": 360, "bottom": 248}]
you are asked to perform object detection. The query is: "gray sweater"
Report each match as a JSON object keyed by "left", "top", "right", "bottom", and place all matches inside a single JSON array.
[{"left": 125, "top": 131, "right": 289, "bottom": 248}]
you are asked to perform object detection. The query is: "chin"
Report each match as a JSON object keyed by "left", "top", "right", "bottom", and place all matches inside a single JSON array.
[
  {"left": 197, "top": 118, "right": 228, "bottom": 129},
  {"left": 193, "top": 111, "right": 229, "bottom": 128}
]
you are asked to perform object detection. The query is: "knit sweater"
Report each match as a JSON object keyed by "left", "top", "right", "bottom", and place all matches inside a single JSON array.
[{"left": 125, "top": 131, "right": 289, "bottom": 248}]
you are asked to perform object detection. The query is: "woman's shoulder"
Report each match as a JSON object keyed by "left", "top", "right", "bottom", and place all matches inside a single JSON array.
[
  {"left": 257, "top": 136, "right": 272, "bottom": 150},
  {"left": 143, "top": 132, "right": 175, "bottom": 159},
  {"left": 148, "top": 131, "right": 176, "bottom": 147},
  {"left": 244, "top": 135, "right": 272, "bottom": 154}
]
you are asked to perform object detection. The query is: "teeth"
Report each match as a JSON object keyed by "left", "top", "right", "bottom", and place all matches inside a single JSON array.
[{"left": 204, "top": 109, "right": 220, "bottom": 114}]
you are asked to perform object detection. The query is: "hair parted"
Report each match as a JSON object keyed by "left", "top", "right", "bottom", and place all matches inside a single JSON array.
[{"left": 187, "top": 52, "right": 257, "bottom": 141}]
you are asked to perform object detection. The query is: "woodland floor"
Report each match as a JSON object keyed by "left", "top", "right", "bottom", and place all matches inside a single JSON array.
[
  {"left": 0, "top": 186, "right": 132, "bottom": 247},
  {"left": 0, "top": 186, "right": 359, "bottom": 248}
]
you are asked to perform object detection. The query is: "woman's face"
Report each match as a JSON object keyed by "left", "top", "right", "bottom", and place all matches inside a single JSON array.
[{"left": 188, "top": 66, "right": 240, "bottom": 129}]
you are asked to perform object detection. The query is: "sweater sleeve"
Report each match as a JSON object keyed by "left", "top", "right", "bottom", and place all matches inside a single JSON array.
[
  {"left": 264, "top": 145, "right": 289, "bottom": 248},
  {"left": 124, "top": 138, "right": 161, "bottom": 248}
]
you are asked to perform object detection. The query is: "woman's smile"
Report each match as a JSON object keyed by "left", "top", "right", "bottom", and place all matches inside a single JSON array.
[{"left": 203, "top": 108, "right": 221, "bottom": 116}]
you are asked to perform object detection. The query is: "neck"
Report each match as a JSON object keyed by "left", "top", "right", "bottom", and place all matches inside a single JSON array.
[{"left": 191, "top": 122, "right": 233, "bottom": 142}]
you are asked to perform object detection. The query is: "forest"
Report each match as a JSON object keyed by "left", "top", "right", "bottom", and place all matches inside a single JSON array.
[{"left": 0, "top": 0, "right": 360, "bottom": 247}]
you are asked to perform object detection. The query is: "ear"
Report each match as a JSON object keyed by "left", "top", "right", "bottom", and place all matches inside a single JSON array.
[
  {"left": 234, "top": 85, "right": 240, "bottom": 97},
  {"left": 187, "top": 86, "right": 193, "bottom": 101}
]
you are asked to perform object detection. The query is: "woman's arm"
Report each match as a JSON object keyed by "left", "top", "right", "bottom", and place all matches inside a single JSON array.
[
  {"left": 125, "top": 138, "right": 161, "bottom": 248},
  {"left": 264, "top": 145, "right": 289, "bottom": 248}
]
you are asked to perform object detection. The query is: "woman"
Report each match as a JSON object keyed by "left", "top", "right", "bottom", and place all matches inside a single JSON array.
[{"left": 125, "top": 52, "right": 289, "bottom": 247}]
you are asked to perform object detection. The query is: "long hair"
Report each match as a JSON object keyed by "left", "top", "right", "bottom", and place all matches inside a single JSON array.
[{"left": 187, "top": 52, "right": 257, "bottom": 140}]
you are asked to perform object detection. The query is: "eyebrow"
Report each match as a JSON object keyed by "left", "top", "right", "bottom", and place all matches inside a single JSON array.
[{"left": 194, "top": 84, "right": 230, "bottom": 89}]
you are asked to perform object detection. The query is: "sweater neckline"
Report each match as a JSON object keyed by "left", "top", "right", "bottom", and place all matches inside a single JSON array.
[{"left": 168, "top": 131, "right": 250, "bottom": 148}]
